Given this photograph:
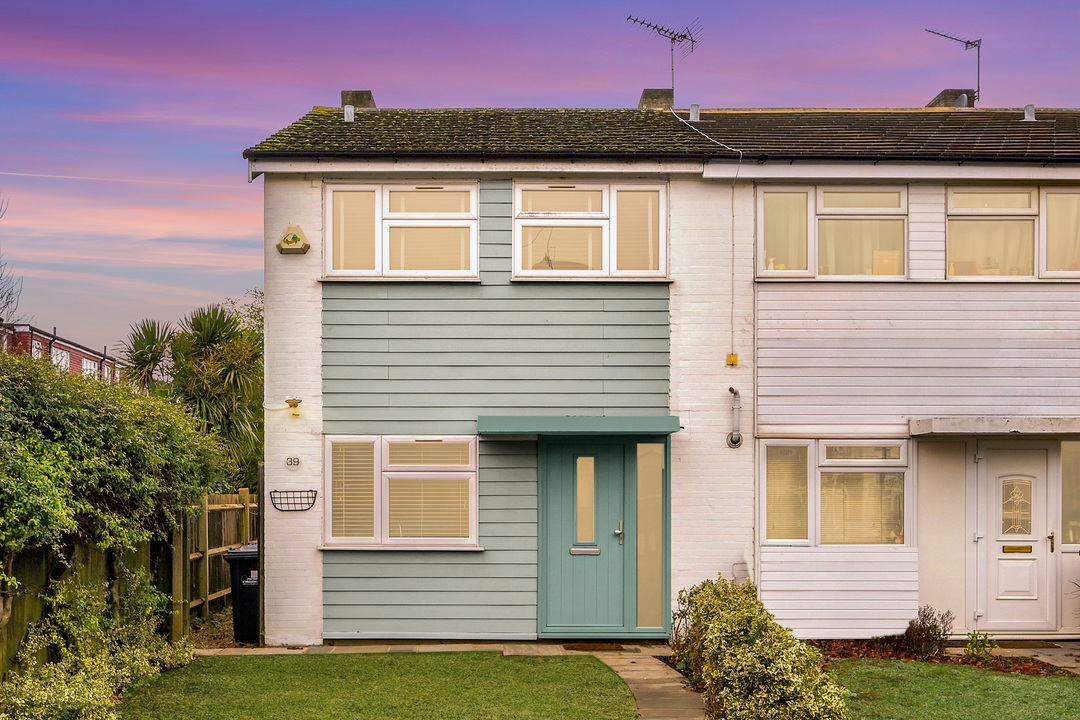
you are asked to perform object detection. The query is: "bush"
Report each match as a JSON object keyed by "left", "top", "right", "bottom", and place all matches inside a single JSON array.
[
  {"left": 672, "top": 575, "right": 847, "bottom": 720},
  {"left": 0, "top": 569, "right": 193, "bottom": 720},
  {"left": 963, "top": 631, "right": 998, "bottom": 662},
  {"left": 870, "top": 605, "right": 954, "bottom": 660}
]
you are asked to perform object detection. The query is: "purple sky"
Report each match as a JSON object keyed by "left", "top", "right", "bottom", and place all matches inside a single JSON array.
[{"left": 1, "top": 0, "right": 1077, "bottom": 350}]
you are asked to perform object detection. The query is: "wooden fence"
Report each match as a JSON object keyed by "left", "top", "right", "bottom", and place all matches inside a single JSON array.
[{"left": 170, "top": 490, "right": 258, "bottom": 641}]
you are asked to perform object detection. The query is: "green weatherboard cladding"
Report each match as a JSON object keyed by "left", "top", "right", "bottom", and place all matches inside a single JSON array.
[{"left": 321, "top": 181, "right": 672, "bottom": 639}]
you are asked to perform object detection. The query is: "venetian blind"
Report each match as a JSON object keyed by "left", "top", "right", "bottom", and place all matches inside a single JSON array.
[
  {"left": 331, "top": 443, "right": 375, "bottom": 537},
  {"left": 387, "top": 441, "right": 471, "bottom": 466},
  {"left": 765, "top": 446, "right": 808, "bottom": 540},
  {"left": 387, "top": 477, "right": 470, "bottom": 538},
  {"left": 333, "top": 191, "right": 376, "bottom": 270},
  {"left": 820, "top": 472, "right": 904, "bottom": 544}
]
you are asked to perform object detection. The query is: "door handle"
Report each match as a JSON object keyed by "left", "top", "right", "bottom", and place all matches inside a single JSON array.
[
  {"left": 1048, "top": 531, "right": 1055, "bottom": 553},
  {"left": 614, "top": 521, "right": 623, "bottom": 545}
]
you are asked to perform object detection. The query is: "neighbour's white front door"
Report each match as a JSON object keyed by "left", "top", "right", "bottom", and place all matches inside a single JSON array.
[{"left": 976, "top": 443, "right": 1059, "bottom": 632}]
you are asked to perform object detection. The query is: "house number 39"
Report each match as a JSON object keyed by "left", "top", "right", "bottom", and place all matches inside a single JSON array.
[{"left": 285, "top": 457, "right": 301, "bottom": 467}]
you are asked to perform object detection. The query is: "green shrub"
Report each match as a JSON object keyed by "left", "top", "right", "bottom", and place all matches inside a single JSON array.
[
  {"left": 963, "top": 631, "right": 998, "bottom": 662},
  {"left": 876, "top": 605, "right": 954, "bottom": 660},
  {"left": 672, "top": 575, "right": 847, "bottom": 720},
  {"left": 0, "top": 569, "right": 193, "bottom": 720}
]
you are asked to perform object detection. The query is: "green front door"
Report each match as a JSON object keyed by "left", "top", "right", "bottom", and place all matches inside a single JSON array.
[{"left": 538, "top": 437, "right": 669, "bottom": 638}]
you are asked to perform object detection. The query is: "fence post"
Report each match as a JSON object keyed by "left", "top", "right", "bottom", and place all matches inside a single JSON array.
[
  {"left": 170, "top": 524, "right": 185, "bottom": 642},
  {"left": 198, "top": 495, "right": 210, "bottom": 620},
  {"left": 239, "top": 488, "right": 251, "bottom": 545}
]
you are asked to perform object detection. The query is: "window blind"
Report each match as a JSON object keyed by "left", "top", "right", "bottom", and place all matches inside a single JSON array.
[
  {"left": 766, "top": 446, "right": 809, "bottom": 540},
  {"left": 387, "top": 477, "right": 470, "bottom": 538},
  {"left": 331, "top": 443, "right": 375, "bottom": 537}
]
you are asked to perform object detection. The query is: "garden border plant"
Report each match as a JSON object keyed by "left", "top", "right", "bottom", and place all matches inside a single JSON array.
[
  {"left": 671, "top": 574, "right": 847, "bottom": 720},
  {"left": 0, "top": 351, "right": 227, "bottom": 719}
]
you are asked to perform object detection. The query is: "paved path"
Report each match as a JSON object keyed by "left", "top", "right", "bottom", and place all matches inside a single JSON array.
[{"left": 197, "top": 641, "right": 706, "bottom": 719}]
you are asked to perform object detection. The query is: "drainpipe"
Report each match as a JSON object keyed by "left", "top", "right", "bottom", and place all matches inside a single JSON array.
[{"left": 727, "top": 387, "right": 743, "bottom": 448}]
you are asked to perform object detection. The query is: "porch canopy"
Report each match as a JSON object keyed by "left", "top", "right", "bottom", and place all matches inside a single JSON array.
[
  {"left": 910, "top": 416, "right": 1080, "bottom": 436},
  {"left": 477, "top": 415, "right": 681, "bottom": 436}
]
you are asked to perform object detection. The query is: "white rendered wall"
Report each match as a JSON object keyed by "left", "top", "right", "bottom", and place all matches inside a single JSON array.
[
  {"left": 669, "top": 178, "right": 757, "bottom": 597},
  {"left": 262, "top": 174, "right": 325, "bottom": 645}
]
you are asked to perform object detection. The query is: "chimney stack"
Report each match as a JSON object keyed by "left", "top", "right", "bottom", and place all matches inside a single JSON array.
[
  {"left": 341, "top": 90, "right": 376, "bottom": 109},
  {"left": 638, "top": 88, "right": 674, "bottom": 111},
  {"left": 926, "top": 89, "right": 976, "bottom": 108}
]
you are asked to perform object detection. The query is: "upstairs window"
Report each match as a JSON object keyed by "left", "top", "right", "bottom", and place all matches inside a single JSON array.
[
  {"left": 325, "top": 184, "right": 478, "bottom": 279},
  {"left": 514, "top": 183, "right": 667, "bottom": 279},
  {"left": 760, "top": 187, "right": 907, "bottom": 278},
  {"left": 82, "top": 357, "right": 98, "bottom": 378},
  {"left": 51, "top": 347, "right": 70, "bottom": 372},
  {"left": 947, "top": 187, "right": 1080, "bottom": 279}
]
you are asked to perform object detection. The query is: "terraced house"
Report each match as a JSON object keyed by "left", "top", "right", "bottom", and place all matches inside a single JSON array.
[{"left": 245, "top": 89, "right": 1080, "bottom": 645}]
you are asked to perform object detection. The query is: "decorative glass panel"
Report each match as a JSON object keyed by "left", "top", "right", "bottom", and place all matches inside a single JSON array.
[
  {"left": 763, "top": 192, "right": 808, "bottom": 271},
  {"left": 1063, "top": 442, "right": 1080, "bottom": 544},
  {"left": 616, "top": 191, "right": 660, "bottom": 272},
  {"left": 818, "top": 219, "right": 904, "bottom": 275},
  {"left": 820, "top": 472, "right": 904, "bottom": 544},
  {"left": 575, "top": 457, "right": 595, "bottom": 543},
  {"left": 1046, "top": 193, "right": 1080, "bottom": 272},
  {"left": 387, "top": 189, "right": 470, "bottom": 214},
  {"left": 388, "top": 227, "right": 470, "bottom": 271},
  {"left": 953, "top": 191, "right": 1033, "bottom": 210},
  {"left": 387, "top": 441, "right": 471, "bottom": 466},
  {"left": 521, "top": 226, "right": 603, "bottom": 271},
  {"left": 333, "top": 191, "right": 377, "bottom": 270},
  {"left": 387, "top": 477, "right": 470, "bottom": 538},
  {"left": 637, "top": 444, "right": 664, "bottom": 628},
  {"left": 521, "top": 189, "right": 603, "bottom": 213},
  {"left": 766, "top": 446, "right": 809, "bottom": 540},
  {"left": 1002, "top": 478, "right": 1032, "bottom": 535},
  {"left": 825, "top": 445, "right": 902, "bottom": 461},
  {"left": 332, "top": 443, "right": 375, "bottom": 537},
  {"left": 947, "top": 219, "right": 1034, "bottom": 276},
  {"left": 822, "top": 191, "right": 902, "bottom": 209}
]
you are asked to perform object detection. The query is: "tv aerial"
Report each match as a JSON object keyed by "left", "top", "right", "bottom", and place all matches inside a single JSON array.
[
  {"left": 626, "top": 15, "right": 703, "bottom": 95},
  {"left": 925, "top": 28, "right": 981, "bottom": 105}
]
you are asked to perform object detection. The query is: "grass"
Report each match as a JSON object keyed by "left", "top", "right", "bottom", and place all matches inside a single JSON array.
[
  {"left": 117, "top": 651, "right": 637, "bottom": 720},
  {"left": 830, "top": 658, "right": 1080, "bottom": 720}
]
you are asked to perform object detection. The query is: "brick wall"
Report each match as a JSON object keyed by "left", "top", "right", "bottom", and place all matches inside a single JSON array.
[
  {"left": 262, "top": 174, "right": 326, "bottom": 645},
  {"left": 669, "top": 178, "right": 757, "bottom": 597}
]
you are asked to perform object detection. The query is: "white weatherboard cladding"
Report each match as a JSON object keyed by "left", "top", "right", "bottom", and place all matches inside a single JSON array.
[
  {"left": 759, "top": 548, "right": 919, "bottom": 638},
  {"left": 756, "top": 283, "right": 1080, "bottom": 436},
  {"left": 263, "top": 174, "right": 326, "bottom": 646},
  {"left": 669, "top": 179, "right": 757, "bottom": 595}
]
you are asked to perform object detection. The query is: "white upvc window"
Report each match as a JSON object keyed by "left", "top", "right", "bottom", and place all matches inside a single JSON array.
[
  {"left": 513, "top": 182, "right": 668, "bottom": 279},
  {"left": 762, "top": 439, "right": 909, "bottom": 547},
  {"left": 81, "top": 357, "right": 98, "bottom": 378},
  {"left": 325, "top": 184, "right": 479, "bottom": 280},
  {"left": 31, "top": 339, "right": 43, "bottom": 359},
  {"left": 324, "top": 435, "right": 479, "bottom": 548},
  {"left": 946, "top": 186, "right": 1080, "bottom": 279},
  {"left": 759, "top": 186, "right": 907, "bottom": 279},
  {"left": 51, "top": 347, "right": 70, "bottom": 372}
]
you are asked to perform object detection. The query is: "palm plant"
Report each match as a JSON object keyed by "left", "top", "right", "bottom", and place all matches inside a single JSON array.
[{"left": 118, "top": 319, "right": 174, "bottom": 394}]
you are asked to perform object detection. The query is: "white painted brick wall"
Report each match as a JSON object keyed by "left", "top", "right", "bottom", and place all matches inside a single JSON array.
[
  {"left": 262, "top": 174, "right": 325, "bottom": 646},
  {"left": 669, "top": 179, "right": 757, "bottom": 598}
]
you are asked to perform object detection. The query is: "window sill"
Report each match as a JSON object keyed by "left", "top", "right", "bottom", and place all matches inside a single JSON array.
[
  {"left": 319, "top": 277, "right": 481, "bottom": 283},
  {"left": 318, "top": 544, "right": 485, "bottom": 552},
  {"left": 511, "top": 275, "right": 673, "bottom": 283}
]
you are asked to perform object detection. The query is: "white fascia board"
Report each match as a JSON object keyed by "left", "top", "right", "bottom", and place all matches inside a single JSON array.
[
  {"left": 705, "top": 161, "right": 1080, "bottom": 182},
  {"left": 249, "top": 158, "right": 706, "bottom": 179}
]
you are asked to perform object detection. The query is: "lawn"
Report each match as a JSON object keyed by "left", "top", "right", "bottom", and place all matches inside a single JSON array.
[
  {"left": 830, "top": 658, "right": 1080, "bottom": 720},
  {"left": 118, "top": 651, "right": 637, "bottom": 720}
]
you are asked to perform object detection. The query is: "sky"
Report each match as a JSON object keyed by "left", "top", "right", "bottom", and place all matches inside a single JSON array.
[{"left": 1, "top": 0, "right": 1077, "bottom": 351}]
